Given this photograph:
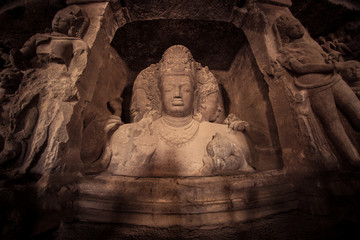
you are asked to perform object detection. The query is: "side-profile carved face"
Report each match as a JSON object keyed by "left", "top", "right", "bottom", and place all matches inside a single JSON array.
[
  {"left": 52, "top": 11, "right": 73, "bottom": 34},
  {"left": 276, "top": 15, "right": 305, "bottom": 42},
  {"left": 160, "top": 74, "right": 194, "bottom": 117},
  {"left": 340, "top": 61, "right": 360, "bottom": 82},
  {"left": 286, "top": 20, "right": 304, "bottom": 39}
]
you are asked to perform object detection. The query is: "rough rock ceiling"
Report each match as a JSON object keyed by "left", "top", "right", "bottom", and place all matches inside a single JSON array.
[
  {"left": 0, "top": 0, "right": 359, "bottom": 71},
  {"left": 111, "top": 0, "right": 360, "bottom": 71},
  {"left": 111, "top": 19, "right": 246, "bottom": 72},
  {"left": 121, "top": 0, "right": 239, "bottom": 21},
  {"left": 290, "top": 0, "right": 360, "bottom": 37},
  {"left": 0, "top": 1, "right": 66, "bottom": 50}
]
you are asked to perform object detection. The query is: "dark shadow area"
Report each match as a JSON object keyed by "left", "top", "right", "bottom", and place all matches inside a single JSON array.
[
  {"left": 111, "top": 19, "right": 247, "bottom": 72},
  {"left": 50, "top": 209, "right": 360, "bottom": 240},
  {"left": 236, "top": 0, "right": 247, "bottom": 8},
  {"left": 120, "top": 84, "right": 133, "bottom": 124},
  {"left": 0, "top": 175, "right": 53, "bottom": 240},
  {"left": 290, "top": 0, "right": 360, "bottom": 37},
  {"left": 0, "top": 134, "right": 4, "bottom": 153},
  {"left": 219, "top": 84, "right": 230, "bottom": 118},
  {"left": 0, "top": 1, "right": 65, "bottom": 50}
]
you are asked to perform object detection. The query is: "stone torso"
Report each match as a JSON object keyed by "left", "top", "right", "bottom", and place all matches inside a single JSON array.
[
  {"left": 284, "top": 40, "right": 327, "bottom": 64},
  {"left": 36, "top": 36, "right": 74, "bottom": 64},
  {"left": 284, "top": 40, "right": 341, "bottom": 90},
  {"left": 106, "top": 118, "right": 251, "bottom": 177}
]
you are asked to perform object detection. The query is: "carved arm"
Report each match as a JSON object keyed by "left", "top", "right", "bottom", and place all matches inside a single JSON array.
[
  {"left": 10, "top": 35, "right": 37, "bottom": 70},
  {"left": 288, "top": 57, "right": 334, "bottom": 75}
]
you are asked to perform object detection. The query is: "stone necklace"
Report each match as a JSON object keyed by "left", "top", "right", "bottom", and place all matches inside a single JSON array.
[{"left": 157, "top": 115, "right": 200, "bottom": 148}]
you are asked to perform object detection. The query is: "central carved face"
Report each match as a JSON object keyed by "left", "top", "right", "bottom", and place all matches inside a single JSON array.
[{"left": 160, "top": 74, "right": 194, "bottom": 117}]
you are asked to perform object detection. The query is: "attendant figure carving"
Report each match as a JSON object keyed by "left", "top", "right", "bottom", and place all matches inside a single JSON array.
[
  {"left": 10, "top": 5, "right": 89, "bottom": 72},
  {"left": 0, "top": 5, "right": 90, "bottom": 174},
  {"left": 337, "top": 60, "right": 360, "bottom": 99},
  {"left": 274, "top": 14, "right": 360, "bottom": 167}
]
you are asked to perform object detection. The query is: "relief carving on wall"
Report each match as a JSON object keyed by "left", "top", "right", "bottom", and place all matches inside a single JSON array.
[
  {"left": 274, "top": 14, "right": 360, "bottom": 168},
  {"left": 0, "top": 5, "right": 90, "bottom": 175},
  {"left": 316, "top": 21, "right": 360, "bottom": 99}
]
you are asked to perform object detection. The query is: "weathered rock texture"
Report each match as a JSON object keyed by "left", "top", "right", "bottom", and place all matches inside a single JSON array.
[{"left": 0, "top": 0, "right": 359, "bottom": 239}]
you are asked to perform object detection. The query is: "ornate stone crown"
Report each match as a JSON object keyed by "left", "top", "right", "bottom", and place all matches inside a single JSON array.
[
  {"left": 131, "top": 45, "right": 224, "bottom": 123},
  {"left": 159, "top": 45, "right": 196, "bottom": 80}
]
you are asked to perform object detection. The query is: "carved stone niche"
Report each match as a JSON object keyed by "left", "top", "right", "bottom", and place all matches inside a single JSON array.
[
  {"left": 74, "top": 1, "right": 360, "bottom": 234},
  {"left": 3, "top": 1, "right": 360, "bottom": 236},
  {"left": 74, "top": 1, "right": 293, "bottom": 228}
]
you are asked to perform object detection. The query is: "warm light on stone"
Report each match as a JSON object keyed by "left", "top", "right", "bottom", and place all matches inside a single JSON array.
[{"left": 0, "top": 0, "right": 359, "bottom": 239}]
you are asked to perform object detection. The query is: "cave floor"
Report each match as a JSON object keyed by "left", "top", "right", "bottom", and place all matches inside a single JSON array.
[{"left": 35, "top": 210, "right": 360, "bottom": 240}]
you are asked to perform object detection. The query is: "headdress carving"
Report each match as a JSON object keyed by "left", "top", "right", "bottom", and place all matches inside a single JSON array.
[
  {"left": 130, "top": 45, "right": 225, "bottom": 123},
  {"left": 159, "top": 45, "right": 196, "bottom": 81},
  {"left": 273, "top": 14, "right": 302, "bottom": 44},
  {"left": 59, "top": 5, "right": 90, "bottom": 38}
]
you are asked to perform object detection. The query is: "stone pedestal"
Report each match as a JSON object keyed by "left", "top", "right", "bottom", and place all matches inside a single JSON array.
[
  {"left": 1, "top": 1, "right": 360, "bottom": 239},
  {"left": 75, "top": 170, "right": 297, "bottom": 227}
]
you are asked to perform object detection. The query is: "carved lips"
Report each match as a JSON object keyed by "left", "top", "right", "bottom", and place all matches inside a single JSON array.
[{"left": 172, "top": 97, "right": 184, "bottom": 106}]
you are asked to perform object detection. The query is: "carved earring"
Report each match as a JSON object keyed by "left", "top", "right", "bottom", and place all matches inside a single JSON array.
[
  {"left": 282, "top": 36, "right": 290, "bottom": 43},
  {"left": 68, "top": 26, "right": 76, "bottom": 37}
]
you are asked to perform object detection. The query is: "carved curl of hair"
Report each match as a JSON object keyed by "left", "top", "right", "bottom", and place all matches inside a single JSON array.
[{"left": 159, "top": 45, "right": 197, "bottom": 86}]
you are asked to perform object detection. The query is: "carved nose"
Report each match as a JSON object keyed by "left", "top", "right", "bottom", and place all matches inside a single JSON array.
[{"left": 174, "top": 86, "right": 182, "bottom": 97}]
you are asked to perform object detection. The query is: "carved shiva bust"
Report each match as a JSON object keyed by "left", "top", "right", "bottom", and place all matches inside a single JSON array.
[{"left": 100, "top": 45, "right": 254, "bottom": 177}]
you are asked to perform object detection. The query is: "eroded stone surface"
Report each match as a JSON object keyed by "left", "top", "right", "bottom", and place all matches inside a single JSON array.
[
  {"left": 0, "top": 1, "right": 360, "bottom": 239},
  {"left": 111, "top": 19, "right": 247, "bottom": 72},
  {"left": 97, "top": 45, "right": 254, "bottom": 177},
  {"left": 274, "top": 13, "right": 360, "bottom": 167}
]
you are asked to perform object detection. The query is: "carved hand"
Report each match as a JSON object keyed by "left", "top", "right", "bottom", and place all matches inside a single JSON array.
[
  {"left": 228, "top": 120, "right": 249, "bottom": 132},
  {"left": 224, "top": 113, "right": 249, "bottom": 132},
  {"left": 104, "top": 115, "right": 123, "bottom": 135}
]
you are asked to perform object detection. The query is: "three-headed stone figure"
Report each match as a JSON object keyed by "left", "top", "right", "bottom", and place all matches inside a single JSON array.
[{"left": 98, "top": 45, "right": 254, "bottom": 177}]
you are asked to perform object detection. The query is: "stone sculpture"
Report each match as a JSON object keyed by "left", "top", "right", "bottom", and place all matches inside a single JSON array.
[
  {"left": 318, "top": 36, "right": 343, "bottom": 64},
  {"left": 0, "top": 48, "right": 10, "bottom": 70},
  {"left": 0, "top": 5, "right": 90, "bottom": 175},
  {"left": 0, "top": 68, "right": 24, "bottom": 166},
  {"left": 130, "top": 48, "right": 226, "bottom": 124},
  {"left": 274, "top": 14, "right": 360, "bottom": 167},
  {"left": 80, "top": 97, "right": 124, "bottom": 165},
  {"left": 0, "top": 68, "right": 22, "bottom": 104},
  {"left": 10, "top": 5, "right": 89, "bottom": 71},
  {"left": 0, "top": 102, "right": 38, "bottom": 166},
  {"left": 95, "top": 45, "right": 254, "bottom": 176},
  {"left": 318, "top": 20, "right": 360, "bottom": 62},
  {"left": 337, "top": 60, "right": 360, "bottom": 99},
  {"left": 328, "top": 33, "right": 353, "bottom": 58}
]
